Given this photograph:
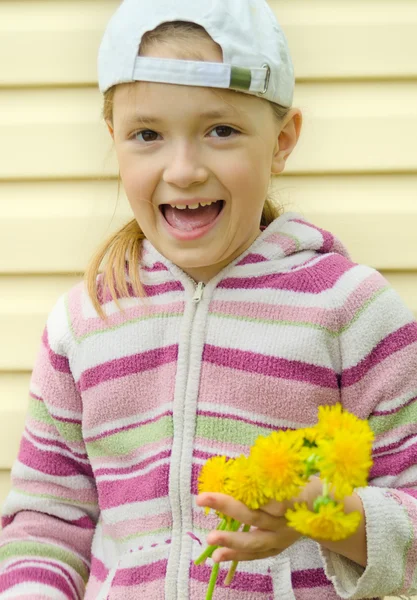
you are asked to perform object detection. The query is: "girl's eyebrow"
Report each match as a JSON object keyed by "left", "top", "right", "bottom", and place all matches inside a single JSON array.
[{"left": 127, "top": 108, "right": 239, "bottom": 126}]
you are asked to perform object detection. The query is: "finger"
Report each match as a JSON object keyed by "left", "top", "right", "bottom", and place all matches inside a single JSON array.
[
  {"left": 197, "top": 493, "right": 282, "bottom": 531},
  {"left": 208, "top": 528, "right": 280, "bottom": 554},
  {"left": 212, "top": 548, "right": 280, "bottom": 563}
]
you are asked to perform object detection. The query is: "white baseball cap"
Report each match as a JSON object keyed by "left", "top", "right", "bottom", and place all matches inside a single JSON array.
[{"left": 98, "top": 0, "right": 294, "bottom": 108}]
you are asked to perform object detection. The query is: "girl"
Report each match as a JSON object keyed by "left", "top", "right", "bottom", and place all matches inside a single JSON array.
[{"left": 1, "top": 0, "right": 416, "bottom": 598}]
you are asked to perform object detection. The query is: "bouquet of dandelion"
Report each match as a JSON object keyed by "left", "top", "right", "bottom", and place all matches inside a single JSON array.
[{"left": 195, "top": 404, "right": 374, "bottom": 600}]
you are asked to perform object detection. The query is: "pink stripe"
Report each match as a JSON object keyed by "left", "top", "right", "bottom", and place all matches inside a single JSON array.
[
  {"left": 18, "top": 436, "right": 93, "bottom": 478},
  {"left": 103, "top": 511, "right": 172, "bottom": 539},
  {"left": 97, "top": 463, "right": 169, "bottom": 509},
  {"left": 0, "top": 566, "right": 75, "bottom": 597},
  {"left": 211, "top": 271, "right": 386, "bottom": 334},
  {"left": 97, "top": 278, "right": 183, "bottom": 304},
  {"left": 197, "top": 410, "right": 291, "bottom": 432},
  {"left": 42, "top": 328, "right": 71, "bottom": 374},
  {"left": 342, "top": 323, "right": 417, "bottom": 387},
  {"left": 95, "top": 449, "right": 171, "bottom": 477},
  {"left": 342, "top": 347, "right": 417, "bottom": 420},
  {"left": 82, "top": 361, "right": 176, "bottom": 430},
  {"left": 89, "top": 557, "right": 108, "bottom": 583},
  {"left": 5, "top": 558, "right": 80, "bottom": 596},
  {"left": 190, "top": 562, "right": 272, "bottom": 593},
  {"left": 90, "top": 438, "right": 170, "bottom": 471},
  {"left": 237, "top": 253, "right": 268, "bottom": 266},
  {"left": 218, "top": 254, "right": 353, "bottom": 293},
  {"left": 194, "top": 436, "right": 249, "bottom": 458},
  {"left": 142, "top": 262, "right": 168, "bottom": 272},
  {"left": 189, "top": 579, "right": 279, "bottom": 599},
  {"left": 67, "top": 282, "right": 184, "bottom": 341},
  {"left": 12, "top": 477, "right": 97, "bottom": 505},
  {"left": 24, "top": 425, "right": 88, "bottom": 459},
  {"left": 373, "top": 395, "right": 417, "bottom": 417},
  {"left": 0, "top": 510, "right": 94, "bottom": 559},
  {"left": 265, "top": 231, "right": 298, "bottom": 256},
  {"left": 112, "top": 559, "right": 167, "bottom": 586},
  {"left": 107, "top": 578, "right": 167, "bottom": 599},
  {"left": 291, "top": 218, "right": 334, "bottom": 254},
  {"left": 376, "top": 426, "right": 417, "bottom": 453},
  {"left": 78, "top": 345, "right": 178, "bottom": 393},
  {"left": 203, "top": 345, "right": 338, "bottom": 388},
  {"left": 292, "top": 568, "right": 332, "bottom": 588},
  {"left": 371, "top": 441, "right": 417, "bottom": 478},
  {"left": 198, "top": 361, "right": 338, "bottom": 423}
]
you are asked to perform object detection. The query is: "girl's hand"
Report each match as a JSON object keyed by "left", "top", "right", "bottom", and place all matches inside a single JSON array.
[{"left": 196, "top": 492, "right": 302, "bottom": 562}]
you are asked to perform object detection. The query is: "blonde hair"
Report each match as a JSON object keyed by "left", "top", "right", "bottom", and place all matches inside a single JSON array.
[{"left": 85, "top": 21, "right": 290, "bottom": 322}]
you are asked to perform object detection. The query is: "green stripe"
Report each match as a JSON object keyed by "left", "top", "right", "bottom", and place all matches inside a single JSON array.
[
  {"left": 29, "top": 397, "right": 54, "bottom": 426},
  {"left": 14, "top": 487, "right": 96, "bottom": 507},
  {"left": 369, "top": 399, "right": 417, "bottom": 435},
  {"left": 0, "top": 540, "right": 89, "bottom": 582},
  {"left": 230, "top": 67, "right": 252, "bottom": 91},
  {"left": 211, "top": 286, "right": 390, "bottom": 338},
  {"left": 86, "top": 416, "right": 173, "bottom": 458},
  {"left": 196, "top": 415, "right": 270, "bottom": 446},
  {"left": 104, "top": 527, "right": 170, "bottom": 543},
  {"left": 29, "top": 397, "right": 82, "bottom": 443}
]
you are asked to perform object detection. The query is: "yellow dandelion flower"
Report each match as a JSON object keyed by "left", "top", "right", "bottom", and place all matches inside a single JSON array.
[
  {"left": 224, "top": 455, "right": 267, "bottom": 510},
  {"left": 300, "top": 427, "right": 322, "bottom": 446},
  {"left": 316, "top": 430, "right": 373, "bottom": 499},
  {"left": 249, "top": 430, "right": 308, "bottom": 502},
  {"left": 285, "top": 501, "right": 361, "bottom": 541},
  {"left": 316, "top": 404, "right": 372, "bottom": 440},
  {"left": 198, "top": 456, "right": 233, "bottom": 513}
]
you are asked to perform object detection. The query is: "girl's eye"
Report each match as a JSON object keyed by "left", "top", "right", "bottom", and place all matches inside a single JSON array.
[
  {"left": 132, "top": 126, "right": 239, "bottom": 142},
  {"left": 209, "top": 126, "right": 239, "bottom": 138},
  {"left": 134, "top": 130, "right": 161, "bottom": 143}
]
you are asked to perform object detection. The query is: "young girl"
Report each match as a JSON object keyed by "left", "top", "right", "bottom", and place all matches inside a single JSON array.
[{"left": 1, "top": 0, "right": 416, "bottom": 598}]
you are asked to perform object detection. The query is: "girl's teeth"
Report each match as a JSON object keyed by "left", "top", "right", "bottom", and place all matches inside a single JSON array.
[{"left": 169, "top": 200, "right": 219, "bottom": 209}]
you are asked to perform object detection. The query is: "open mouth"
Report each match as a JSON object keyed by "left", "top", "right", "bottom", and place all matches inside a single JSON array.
[{"left": 160, "top": 200, "right": 225, "bottom": 232}]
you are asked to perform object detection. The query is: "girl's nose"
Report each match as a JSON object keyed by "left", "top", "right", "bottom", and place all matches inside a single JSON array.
[{"left": 162, "top": 145, "right": 209, "bottom": 188}]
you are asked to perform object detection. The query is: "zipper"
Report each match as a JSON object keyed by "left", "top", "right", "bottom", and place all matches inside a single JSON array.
[
  {"left": 168, "top": 278, "right": 205, "bottom": 599},
  {"left": 192, "top": 281, "right": 205, "bottom": 304}
]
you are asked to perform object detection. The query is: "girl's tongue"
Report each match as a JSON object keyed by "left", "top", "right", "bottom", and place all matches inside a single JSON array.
[{"left": 163, "top": 201, "right": 223, "bottom": 232}]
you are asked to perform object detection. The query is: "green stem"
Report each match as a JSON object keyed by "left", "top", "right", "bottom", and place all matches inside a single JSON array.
[
  {"left": 322, "top": 479, "right": 329, "bottom": 499},
  {"left": 194, "top": 519, "right": 227, "bottom": 566},
  {"left": 205, "top": 562, "right": 220, "bottom": 600},
  {"left": 224, "top": 524, "right": 251, "bottom": 586}
]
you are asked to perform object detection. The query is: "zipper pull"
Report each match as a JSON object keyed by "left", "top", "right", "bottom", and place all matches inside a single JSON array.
[{"left": 192, "top": 282, "right": 205, "bottom": 304}]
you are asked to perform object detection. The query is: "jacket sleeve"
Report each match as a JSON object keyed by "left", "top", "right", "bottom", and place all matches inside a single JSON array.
[
  {"left": 0, "top": 293, "right": 99, "bottom": 599},
  {"left": 319, "top": 265, "right": 417, "bottom": 599}
]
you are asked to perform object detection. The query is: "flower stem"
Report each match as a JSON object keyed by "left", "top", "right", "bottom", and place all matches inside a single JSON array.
[
  {"left": 224, "top": 524, "right": 251, "bottom": 586},
  {"left": 205, "top": 562, "right": 220, "bottom": 600},
  {"left": 194, "top": 519, "right": 227, "bottom": 565}
]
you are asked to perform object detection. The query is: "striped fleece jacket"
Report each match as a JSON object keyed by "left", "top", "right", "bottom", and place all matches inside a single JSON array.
[{"left": 1, "top": 212, "right": 417, "bottom": 600}]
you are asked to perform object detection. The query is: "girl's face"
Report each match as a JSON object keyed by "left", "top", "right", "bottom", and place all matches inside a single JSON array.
[{"left": 109, "top": 43, "right": 301, "bottom": 283}]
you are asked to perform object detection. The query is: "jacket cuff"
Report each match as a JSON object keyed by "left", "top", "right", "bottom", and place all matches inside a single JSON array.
[{"left": 319, "top": 486, "right": 411, "bottom": 599}]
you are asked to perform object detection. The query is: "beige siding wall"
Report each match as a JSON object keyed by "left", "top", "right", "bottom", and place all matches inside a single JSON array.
[{"left": 1, "top": 2, "right": 416, "bottom": 595}]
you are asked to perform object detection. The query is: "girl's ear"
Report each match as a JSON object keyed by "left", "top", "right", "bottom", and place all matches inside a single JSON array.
[
  {"left": 106, "top": 120, "right": 115, "bottom": 139},
  {"left": 271, "top": 108, "right": 303, "bottom": 175}
]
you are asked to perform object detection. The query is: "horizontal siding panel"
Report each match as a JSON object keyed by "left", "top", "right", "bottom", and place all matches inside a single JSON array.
[
  {"left": 1, "top": 176, "right": 417, "bottom": 273},
  {"left": 0, "top": 276, "right": 80, "bottom": 370},
  {"left": 1, "top": 83, "right": 417, "bottom": 179},
  {"left": 0, "top": 471, "right": 13, "bottom": 512},
  {"left": 0, "top": 375, "right": 29, "bottom": 470},
  {"left": 2, "top": 1, "right": 417, "bottom": 86}
]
